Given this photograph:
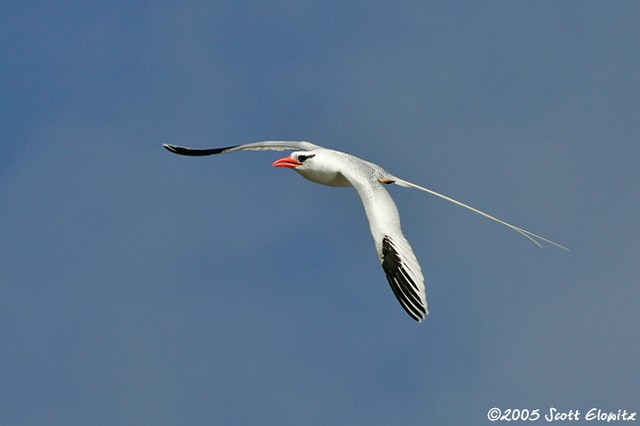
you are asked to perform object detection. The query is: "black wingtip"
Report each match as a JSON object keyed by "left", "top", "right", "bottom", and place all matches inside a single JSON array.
[
  {"left": 381, "top": 236, "right": 427, "bottom": 323},
  {"left": 162, "top": 143, "right": 239, "bottom": 156},
  {"left": 163, "top": 144, "right": 215, "bottom": 156},
  {"left": 163, "top": 143, "right": 180, "bottom": 154}
]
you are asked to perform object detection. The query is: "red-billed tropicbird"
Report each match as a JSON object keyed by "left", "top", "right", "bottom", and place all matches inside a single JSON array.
[{"left": 164, "top": 141, "right": 566, "bottom": 322}]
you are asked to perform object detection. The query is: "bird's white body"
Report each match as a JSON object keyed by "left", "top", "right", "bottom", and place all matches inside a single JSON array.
[{"left": 164, "top": 141, "right": 566, "bottom": 323}]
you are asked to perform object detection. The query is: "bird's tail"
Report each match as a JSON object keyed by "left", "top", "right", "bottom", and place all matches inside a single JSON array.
[{"left": 393, "top": 178, "right": 569, "bottom": 251}]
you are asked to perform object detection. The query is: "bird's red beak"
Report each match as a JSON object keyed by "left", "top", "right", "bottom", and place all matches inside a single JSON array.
[{"left": 272, "top": 156, "right": 301, "bottom": 169}]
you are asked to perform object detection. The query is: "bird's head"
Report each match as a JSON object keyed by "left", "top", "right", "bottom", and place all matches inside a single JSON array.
[
  {"left": 272, "top": 150, "right": 350, "bottom": 187},
  {"left": 272, "top": 151, "right": 316, "bottom": 170}
]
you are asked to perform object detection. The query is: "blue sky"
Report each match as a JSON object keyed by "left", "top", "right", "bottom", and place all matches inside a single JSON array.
[{"left": 2, "top": 1, "right": 639, "bottom": 425}]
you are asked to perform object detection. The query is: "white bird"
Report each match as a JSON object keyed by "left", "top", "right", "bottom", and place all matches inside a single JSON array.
[{"left": 163, "top": 141, "right": 567, "bottom": 322}]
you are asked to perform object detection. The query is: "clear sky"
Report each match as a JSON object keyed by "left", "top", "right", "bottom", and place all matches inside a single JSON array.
[{"left": 2, "top": 1, "right": 639, "bottom": 425}]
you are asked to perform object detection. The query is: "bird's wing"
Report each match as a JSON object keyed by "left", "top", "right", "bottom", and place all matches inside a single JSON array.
[
  {"left": 163, "top": 141, "right": 321, "bottom": 156},
  {"left": 340, "top": 165, "right": 428, "bottom": 322}
]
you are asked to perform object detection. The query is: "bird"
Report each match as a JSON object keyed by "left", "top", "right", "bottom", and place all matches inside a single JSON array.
[{"left": 163, "top": 141, "right": 567, "bottom": 322}]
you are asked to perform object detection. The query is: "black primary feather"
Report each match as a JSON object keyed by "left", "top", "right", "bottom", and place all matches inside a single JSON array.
[{"left": 163, "top": 144, "right": 238, "bottom": 156}]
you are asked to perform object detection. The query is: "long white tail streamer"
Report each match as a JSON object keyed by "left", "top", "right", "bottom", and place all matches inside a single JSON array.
[{"left": 394, "top": 178, "right": 569, "bottom": 251}]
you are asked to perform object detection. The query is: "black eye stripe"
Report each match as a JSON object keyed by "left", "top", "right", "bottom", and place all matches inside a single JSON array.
[{"left": 297, "top": 154, "right": 315, "bottom": 163}]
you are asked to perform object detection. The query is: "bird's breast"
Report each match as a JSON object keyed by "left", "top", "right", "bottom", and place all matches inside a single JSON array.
[{"left": 295, "top": 169, "right": 352, "bottom": 187}]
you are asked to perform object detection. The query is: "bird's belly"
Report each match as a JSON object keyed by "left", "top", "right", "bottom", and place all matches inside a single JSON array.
[{"left": 296, "top": 169, "right": 352, "bottom": 187}]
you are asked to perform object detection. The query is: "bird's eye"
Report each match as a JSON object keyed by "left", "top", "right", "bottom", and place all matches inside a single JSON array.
[{"left": 297, "top": 154, "right": 315, "bottom": 163}]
